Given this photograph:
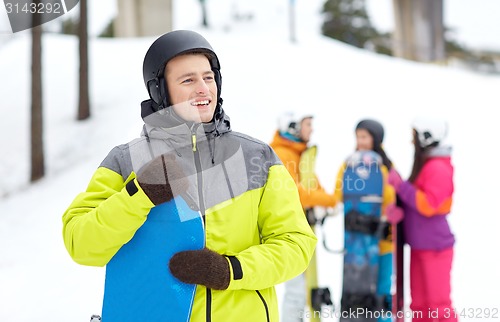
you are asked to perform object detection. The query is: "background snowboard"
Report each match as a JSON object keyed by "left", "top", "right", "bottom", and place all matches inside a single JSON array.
[
  {"left": 101, "top": 195, "right": 204, "bottom": 322},
  {"left": 340, "top": 150, "right": 390, "bottom": 322},
  {"left": 393, "top": 209, "right": 405, "bottom": 321},
  {"left": 300, "top": 145, "right": 333, "bottom": 321}
]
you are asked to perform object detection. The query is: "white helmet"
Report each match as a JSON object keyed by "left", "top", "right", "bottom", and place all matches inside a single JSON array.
[
  {"left": 411, "top": 116, "right": 448, "bottom": 148},
  {"left": 278, "top": 112, "right": 313, "bottom": 138}
]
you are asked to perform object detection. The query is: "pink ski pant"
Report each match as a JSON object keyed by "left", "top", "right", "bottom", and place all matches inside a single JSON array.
[{"left": 410, "top": 247, "right": 458, "bottom": 322}]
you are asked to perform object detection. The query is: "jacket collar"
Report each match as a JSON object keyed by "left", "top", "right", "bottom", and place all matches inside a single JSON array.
[
  {"left": 140, "top": 99, "right": 231, "bottom": 141},
  {"left": 270, "top": 131, "right": 308, "bottom": 155},
  {"left": 426, "top": 145, "right": 452, "bottom": 158}
]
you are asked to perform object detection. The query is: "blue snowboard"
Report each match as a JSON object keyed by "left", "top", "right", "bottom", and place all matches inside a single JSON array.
[
  {"left": 101, "top": 196, "right": 205, "bottom": 322},
  {"left": 340, "top": 151, "right": 391, "bottom": 322}
]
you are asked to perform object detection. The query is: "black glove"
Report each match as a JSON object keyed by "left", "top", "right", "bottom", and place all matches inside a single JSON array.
[
  {"left": 169, "top": 248, "right": 230, "bottom": 290},
  {"left": 136, "top": 153, "right": 188, "bottom": 205}
]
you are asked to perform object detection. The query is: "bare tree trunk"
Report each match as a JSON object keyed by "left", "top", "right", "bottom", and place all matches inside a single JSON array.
[
  {"left": 392, "top": 0, "right": 445, "bottom": 62},
  {"left": 392, "top": 0, "right": 414, "bottom": 60},
  {"left": 31, "top": 22, "right": 44, "bottom": 182},
  {"left": 289, "top": 0, "right": 296, "bottom": 43},
  {"left": 135, "top": 0, "right": 142, "bottom": 36},
  {"left": 200, "top": 0, "right": 209, "bottom": 27},
  {"left": 115, "top": 0, "right": 172, "bottom": 37},
  {"left": 78, "top": 0, "right": 90, "bottom": 120}
]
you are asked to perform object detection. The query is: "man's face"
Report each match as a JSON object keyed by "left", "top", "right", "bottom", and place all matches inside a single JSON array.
[
  {"left": 299, "top": 118, "right": 313, "bottom": 143},
  {"left": 165, "top": 53, "right": 218, "bottom": 123},
  {"left": 356, "top": 128, "right": 374, "bottom": 151}
]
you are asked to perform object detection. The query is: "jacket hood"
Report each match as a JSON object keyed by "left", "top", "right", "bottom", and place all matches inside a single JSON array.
[{"left": 270, "top": 131, "right": 308, "bottom": 155}]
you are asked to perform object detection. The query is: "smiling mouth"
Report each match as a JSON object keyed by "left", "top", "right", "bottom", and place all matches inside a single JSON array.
[{"left": 191, "top": 99, "right": 211, "bottom": 107}]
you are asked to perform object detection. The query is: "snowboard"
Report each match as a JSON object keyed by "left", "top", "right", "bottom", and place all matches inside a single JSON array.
[
  {"left": 340, "top": 150, "right": 391, "bottom": 322},
  {"left": 100, "top": 195, "right": 205, "bottom": 322},
  {"left": 300, "top": 146, "right": 333, "bottom": 321},
  {"left": 305, "top": 220, "right": 321, "bottom": 322}
]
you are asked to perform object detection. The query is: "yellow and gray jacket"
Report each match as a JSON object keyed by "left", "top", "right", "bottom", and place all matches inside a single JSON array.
[{"left": 62, "top": 107, "right": 317, "bottom": 322}]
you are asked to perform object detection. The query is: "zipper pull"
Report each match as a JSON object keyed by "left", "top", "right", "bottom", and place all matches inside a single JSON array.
[
  {"left": 190, "top": 123, "right": 200, "bottom": 152},
  {"left": 192, "top": 133, "right": 197, "bottom": 152}
]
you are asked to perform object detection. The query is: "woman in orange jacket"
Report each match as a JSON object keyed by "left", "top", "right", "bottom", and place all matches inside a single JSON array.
[{"left": 270, "top": 112, "right": 335, "bottom": 322}]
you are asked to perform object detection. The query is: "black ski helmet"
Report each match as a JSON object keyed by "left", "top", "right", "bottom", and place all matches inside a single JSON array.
[
  {"left": 356, "top": 119, "right": 393, "bottom": 169},
  {"left": 355, "top": 119, "right": 384, "bottom": 147},
  {"left": 142, "top": 30, "right": 222, "bottom": 111}
]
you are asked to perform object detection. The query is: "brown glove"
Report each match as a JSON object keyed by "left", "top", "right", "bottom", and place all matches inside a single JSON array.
[
  {"left": 136, "top": 153, "right": 188, "bottom": 205},
  {"left": 169, "top": 248, "right": 230, "bottom": 290}
]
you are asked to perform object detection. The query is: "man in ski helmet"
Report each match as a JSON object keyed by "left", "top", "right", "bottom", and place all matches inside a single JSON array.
[
  {"left": 270, "top": 112, "right": 336, "bottom": 321},
  {"left": 141, "top": 29, "right": 223, "bottom": 123},
  {"left": 62, "top": 30, "right": 316, "bottom": 322},
  {"left": 388, "top": 116, "right": 457, "bottom": 322}
]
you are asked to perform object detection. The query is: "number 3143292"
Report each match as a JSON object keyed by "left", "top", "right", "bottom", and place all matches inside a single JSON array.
[
  {"left": 5, "top": 2, "right": 62, "bottom": 14},
  {"left": 445, "top": 308, "right": 499, "bottom": 319}
]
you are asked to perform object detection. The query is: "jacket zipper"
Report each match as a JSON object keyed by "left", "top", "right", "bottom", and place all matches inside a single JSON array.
[
  {"left": 206, "top": 288, "right": 212, "bottom": 322},
  {"left": 191, "top": 124, "right": 206, "bottom": 218},
  {"left": 191, "top": 124, "right": 212, "bottom": 322},
  {"left": 256, "top": 290, "right": 271, "bottom": 322},
  {"left": 191, "top": 127, "right": 267, "bottom": 322}
]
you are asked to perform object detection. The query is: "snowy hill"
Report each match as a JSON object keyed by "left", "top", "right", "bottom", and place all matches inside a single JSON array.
[{"left": 1, "top": 0, "right": 500, "bottom": 321}]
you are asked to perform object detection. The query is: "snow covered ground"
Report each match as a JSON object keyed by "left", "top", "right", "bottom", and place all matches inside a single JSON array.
[{"left": 1, "top": 0, "right": 500, "bottom": 321}]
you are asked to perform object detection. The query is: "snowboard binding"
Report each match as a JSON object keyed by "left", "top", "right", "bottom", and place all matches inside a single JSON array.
[
  {"left": 345, "top": 209, "right": 390, "bottom": 240},
  {"left": 311, "top": 287, "right": 334, "bottom": 312},
  {"left": 341, "top": 293, "right": 391, "bottom": 313}
]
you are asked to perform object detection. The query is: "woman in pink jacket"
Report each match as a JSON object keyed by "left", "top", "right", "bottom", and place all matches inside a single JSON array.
[{"left": 388, "top": 117, "right": 457, "bottom": 322}]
